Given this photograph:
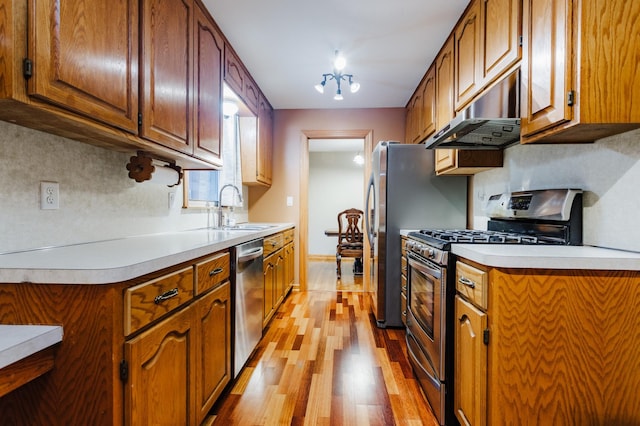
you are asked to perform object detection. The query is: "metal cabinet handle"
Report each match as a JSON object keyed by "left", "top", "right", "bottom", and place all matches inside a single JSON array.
[
  {"left": 458, "top": 276, "right": 475, "bottom": 289},
  {"left": 154, "top": 288, "right": 179, "bottom": 304},
  {"left": 209, "top": 267, "right": 224, "bottom": 277},
  {"left": 402, "top": 285, "right": 407, "bottom": 293}
]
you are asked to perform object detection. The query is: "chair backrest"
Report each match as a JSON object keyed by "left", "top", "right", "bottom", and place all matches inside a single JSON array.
[{"left": 337, "top": 208, "right": 364, "bottom": 246}]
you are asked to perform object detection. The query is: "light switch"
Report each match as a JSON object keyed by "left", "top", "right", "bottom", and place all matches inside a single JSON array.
[{"left": 286, "top": 196, "right": 293, "bottom": 207}]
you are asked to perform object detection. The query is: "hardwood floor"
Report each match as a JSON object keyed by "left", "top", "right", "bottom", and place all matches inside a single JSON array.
[
  {"left": 209, "top": 260, "right": 438, "bottom": 425},
  {"left": 307, "top": 258, "right": 363, "bottom": 292}
]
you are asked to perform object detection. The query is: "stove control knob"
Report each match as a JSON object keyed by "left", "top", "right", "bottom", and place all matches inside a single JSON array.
[{"left": 426, "top": 248, "right": 435, "bottom": 258}]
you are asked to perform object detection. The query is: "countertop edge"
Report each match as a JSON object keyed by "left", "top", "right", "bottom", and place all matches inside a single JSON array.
[
  {"left": 0, "top": 224, "right": 294, "bottom": 284},
  {"left": 451, "top": 244, "right": 640, "bottom": 271},
  {"left": 0, "top": 325, "right": 64, "bottom": 370}
]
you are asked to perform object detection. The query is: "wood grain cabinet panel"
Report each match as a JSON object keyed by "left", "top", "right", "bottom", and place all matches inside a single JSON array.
[
  {"left": 28, "top": 0, "right": 139, "bottom": 132},
  {"left": 405, "top": 66, "right": 436, "bottom": 144},
  {"left": 455, "top": 0, "right": 521, "bottom": 112},
  {"left": 140, "top": 0, "right": 194, "bottom": 153},
  {"left": 454, "top": 0, "right": 482, "bottom": 111},
  {"left": 124, "top": 305, "right": 197, "bottom": 426},
  {"left": 481, "top": 0, "right": 521, "bottom": 86},
  {"left": 454, "top": 259, "right": 640, "bottom": 425},
  {"left": 521, "top": 0, "right": 640, "bottom": 143},
  {"left": 454, "top": 295, "right": 487, "bottom": 426},
  {"left": 193, "top": 2, "right": 223, "bottom": 166},
  {"left": 194, "top": 281, "right": 231, "bottom": 424}
]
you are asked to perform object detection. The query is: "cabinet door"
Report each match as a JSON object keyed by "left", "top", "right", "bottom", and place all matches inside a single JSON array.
[
  {"left": 140, "top": 0, "right": 193, "bottom": 153},
  {"left": 257, "top": 95, "right": 273, "bottom": 185},
  {"left": 193, "top": 3, "right": 223, "bottom": 166},
  {"left": 407, "top": 84, "right": 423, "bottom": 143},
  {"left": 454, "top": 0, "right": 482, "bottom": 111},
  {"left": 274, "top": 253, "right": 285, "bottom": 306},
  {"left": 125, "top": 305, "right": 196, "bottom": 426},
  {"left": 435, "top": 36, "right": 457, "bottom": 173},
  {"left": 455, "top": 295, "right": 487, "bottom": 426},
  {"left": 263, "top": 257, "right": 275, "bottom": 327},
  {"left": 195, "top": 282, "right": 231, "bottom": 424},
  {"left": 481, "top": 0, "right": 521, "bottom": 85},
  {"left": 223, "top": 46, "right": 246, "bottom": 102},
  {"left": 285, "top": 242, "right": 295, "bottom": 292},
  {"left": 29, "top": 0, "right": 138, "bottom": 132},
  {"left": 521, "top": 0, "right": 572, "bottom": 137},
  {"left": 420, "top": 66, "right": 437, "bottom": 140}
]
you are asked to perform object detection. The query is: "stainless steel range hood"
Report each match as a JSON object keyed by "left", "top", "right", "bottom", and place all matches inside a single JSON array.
[{"left": 425, "top": 70, "right": 521, "bottom": 150}]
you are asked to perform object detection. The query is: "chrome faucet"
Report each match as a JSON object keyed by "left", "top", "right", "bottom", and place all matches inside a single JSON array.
[
  {"left": 219, "top": 184, "right": 243, "bottom": 206},
  {"left": 217, "top": 184, "right": 243, "bottom": 228}
]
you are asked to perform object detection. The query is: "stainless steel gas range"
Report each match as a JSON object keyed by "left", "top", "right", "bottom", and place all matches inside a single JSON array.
[{"left": 404, "top": 189, "right": 583, "bottom": 426}]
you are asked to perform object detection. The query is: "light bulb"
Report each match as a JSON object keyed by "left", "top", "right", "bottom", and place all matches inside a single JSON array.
[
  {"left": 334, "top": 55, "right": 346, "bottom": 71},
  {"left": 334, "top": 92, "right": 343, "bottom": 101},
  {"left": 353, "top": 154, "right": 364, "bottom": 165},
  {"left": 223, "top": 101, "right": 238, "bottom": 117},
  {"left": 350, "top": 82, "right": 360, "bottom": 93},
  {"left": 314, "top": 83, "right": 325, "bottom": 93}
]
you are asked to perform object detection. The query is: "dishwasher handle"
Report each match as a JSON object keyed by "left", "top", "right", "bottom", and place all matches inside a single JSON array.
[{"left": 238, "top": 247, "right": 263, "bottom": 263}]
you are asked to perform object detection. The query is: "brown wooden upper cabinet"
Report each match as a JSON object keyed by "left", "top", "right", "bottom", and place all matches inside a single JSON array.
[
  {"left": 0, "top": 0, "right": 242, "bottom": 169},
  {"left": 27, "top": 0, "right": 139, "bottom": 133},
  {"left": 520, "top": 0, "right": 640, "bottom": 143},
  {"left": 140, "top": 0, "right": 222, "bottom": 165},
  {"left": 454, "top": 0, "right": 521, "bottom": 112},
  {"left": 140, "top": 0, "right": 194, "bottom": 154},
  {"left": 405, "top": 66, "right": 436, "bottom": 145},
  {"left": 224, "top": 46, "right": 259, "bottom": 115},
  {"left": 193, "top": 2, "right": 224, "bottom": 167}
]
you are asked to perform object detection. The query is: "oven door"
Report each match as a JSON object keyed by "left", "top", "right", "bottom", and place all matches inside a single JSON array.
[{"left": 407, "top": 251, "right": 445, "bottom": 379}]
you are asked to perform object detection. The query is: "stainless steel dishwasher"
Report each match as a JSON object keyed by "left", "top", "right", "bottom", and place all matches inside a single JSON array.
[{"left": 233, "top": 238, "right": 264, "bottom": 378}]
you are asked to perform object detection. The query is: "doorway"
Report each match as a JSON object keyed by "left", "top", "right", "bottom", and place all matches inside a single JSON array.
[{"left": 298, "top": 130, "right": 373, "bottom": 292}]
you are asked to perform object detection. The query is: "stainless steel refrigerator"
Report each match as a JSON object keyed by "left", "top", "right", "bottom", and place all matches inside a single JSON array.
[{"left": 365, "top": 141, "right": 467, "bottom": 328}]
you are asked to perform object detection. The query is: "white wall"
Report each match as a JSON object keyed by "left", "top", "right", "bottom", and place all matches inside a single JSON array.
[
  {"left": 0, "top": 121, "right": 247, "bottom": 253},
  {"left": 308, "top": 151, "right": 365, "bottom": 255},
  {"left": 471, "top": 128, "right": 640, "bottom": 252}
]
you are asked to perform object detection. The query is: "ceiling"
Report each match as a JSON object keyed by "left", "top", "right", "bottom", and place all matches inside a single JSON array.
[{"left": 202, "top": 0, "right": 470, "bottom": 110}]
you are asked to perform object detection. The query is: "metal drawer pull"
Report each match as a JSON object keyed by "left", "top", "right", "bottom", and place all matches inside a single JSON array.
[
  {"left": 458, "top": 276, "right": 476, "bottom": 289},
  {"left": 209, "top": 267, "right": 224, "bottom": 277},
  {"left": 402, "top": 285, "right": 407, "bottom": 292},
  {"left": 154, "top": 288, "right": 179, "bottom": 304}
]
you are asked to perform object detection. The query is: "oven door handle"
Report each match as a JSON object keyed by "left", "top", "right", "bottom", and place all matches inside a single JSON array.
[{"left": 407, "top": 253, "right": 442, "bottom": 280}]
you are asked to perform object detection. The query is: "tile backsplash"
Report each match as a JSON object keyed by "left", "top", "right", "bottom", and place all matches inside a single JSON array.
[
  {"left": 0, "top": 121, "right": 247, "bottom": 253},
  {"left": 472, "top": 128, "right": 640, "bottom": 252}
]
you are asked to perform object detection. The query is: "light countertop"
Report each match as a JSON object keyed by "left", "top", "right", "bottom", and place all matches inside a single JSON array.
[
  {"left": 0, "top": 224, "right": 293, "bottom": 284},
  {"left": 401, "top": 230, "right": 640, "bottom": 270},
  {"left": 452, "top": 244, "right": 640, "bottom": 270},
  {"left": 0, "top": 325, "right": 63, "bottom": 370}
]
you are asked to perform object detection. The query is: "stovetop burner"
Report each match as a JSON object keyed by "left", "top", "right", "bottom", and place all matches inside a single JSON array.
[
  {"left": 408, "top": 229, "right": 548, "bottom": 250},
  {"left": 408, "top": 189, "right": 583, "bottom": 250}
]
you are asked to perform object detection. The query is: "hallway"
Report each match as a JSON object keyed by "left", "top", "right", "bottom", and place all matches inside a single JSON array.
[{"left": 209, "top": 260, "right": 438, "bottom": 425}]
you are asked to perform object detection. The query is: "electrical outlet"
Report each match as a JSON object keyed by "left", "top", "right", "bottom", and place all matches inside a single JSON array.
[
  {"left": 40, "top": 181, "right": 59, "bottom": 210},
  {"left": 168, "top": 192, "right": 175, "bottom": 208}
]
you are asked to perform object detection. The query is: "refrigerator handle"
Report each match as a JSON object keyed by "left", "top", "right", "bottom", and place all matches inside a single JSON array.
[{"left": 365, "top": 174, "right": 375, "bottom": 246}]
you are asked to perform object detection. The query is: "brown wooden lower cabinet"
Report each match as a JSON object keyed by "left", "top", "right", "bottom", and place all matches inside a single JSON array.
[
  {"left": 454, "top": 258, "right": 640, "bottom": 425},
  {"left": 263, "top": 229, "right": 295, "bottom": 328},
  {"left": 0, "top": 250, "right": 231, "bottom": 425}
]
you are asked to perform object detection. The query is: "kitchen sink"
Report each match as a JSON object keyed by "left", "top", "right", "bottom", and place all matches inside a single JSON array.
[{"left": 223, "top": 224, "right": 275, "bottom": 231}]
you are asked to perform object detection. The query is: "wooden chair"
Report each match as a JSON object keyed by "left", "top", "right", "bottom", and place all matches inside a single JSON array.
[{"left": 336, "top": 208, "right": 364, "bottom": 278}]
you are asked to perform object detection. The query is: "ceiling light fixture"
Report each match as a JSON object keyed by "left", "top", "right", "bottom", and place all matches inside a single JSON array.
[
  {"left": 353, "top": 152, "right": 364, "bottom": 165},
  {"left": 314, "top": 50, "right": 360, "bottom": 101}
]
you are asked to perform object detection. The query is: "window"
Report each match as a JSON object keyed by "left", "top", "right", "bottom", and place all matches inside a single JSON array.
[{"left": 182, "top": 170, "right": 220, "bottom": 208}]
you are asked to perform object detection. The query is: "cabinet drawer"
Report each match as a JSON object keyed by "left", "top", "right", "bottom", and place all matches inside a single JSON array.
[
  {"left": 264, "top": 233, "right": 284, "bottom": 257},
  {"left": 401, "top": 256, "right": 408, "bottom": 277},
  {"left": 456, "top": 261, "right": 488, "bottom": 310},
  {"left": 124, "top": 267, "right": 194, "bottom": 336},
  {"left": 195, "top": 251, "right": 230, "bottom": 295},
  {"left": 401, "top": 274, "right": 408, "bottom": 296},
  {"left": 283, "top": 229, "right": 294, "bottom": 244}
]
